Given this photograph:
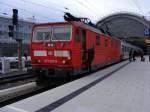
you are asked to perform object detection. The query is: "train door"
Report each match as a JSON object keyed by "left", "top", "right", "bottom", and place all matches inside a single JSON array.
[{"left": 81, "top": 30, "right": 87, "bottom": 66}]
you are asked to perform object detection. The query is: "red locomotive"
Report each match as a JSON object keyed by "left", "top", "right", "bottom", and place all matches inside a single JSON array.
[{"left": 30, "top": 13, "right": 121, "bottom": 83}]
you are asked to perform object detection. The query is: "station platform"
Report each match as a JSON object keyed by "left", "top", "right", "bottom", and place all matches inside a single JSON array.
[{"left": 0, "top": 56, "right": 150, "bottom": 112}]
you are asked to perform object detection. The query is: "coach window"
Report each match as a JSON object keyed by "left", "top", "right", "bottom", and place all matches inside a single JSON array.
[
  {"left": 75, "top": 29, "right": 80, "bottom": 42},
  {"left": 105, "top": 39, "right": 108, "bottom": 47},
  {"left": 96, "top": 34, "right": 100, "bottom": 45}
]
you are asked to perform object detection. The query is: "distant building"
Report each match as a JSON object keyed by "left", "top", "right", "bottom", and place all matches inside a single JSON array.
[{"left": 0, "top": 16, "right": 34, "bottom": 56}]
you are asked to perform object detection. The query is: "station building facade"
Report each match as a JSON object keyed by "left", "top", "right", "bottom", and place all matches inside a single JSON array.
[{"left": 0, "top": 16, "right": 34, "bottom": 57}]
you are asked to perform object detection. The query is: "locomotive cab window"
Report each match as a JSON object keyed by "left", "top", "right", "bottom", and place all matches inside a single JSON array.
[
  {"left": 52, "top": 26, "right": 72, "bottom": 41},
  {"left": 33, "top": 27, "right": 50, "bottom": 41}
]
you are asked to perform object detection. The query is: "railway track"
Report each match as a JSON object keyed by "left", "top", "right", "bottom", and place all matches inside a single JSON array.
[
  {"left": 0, "top": 79, "right": 69, "bottom": 107},
  {"left": 0, "top": 71, "right": 35, "bottom": 85},
  {"left": 0, "top": 60, "right": 129, "bottom": 108},
  {"left": 0, "top": 82, "right": 53, "bottom": 107}
]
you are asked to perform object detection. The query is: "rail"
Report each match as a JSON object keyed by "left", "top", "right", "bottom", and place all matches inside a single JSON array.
[
  {"left": 0, "top": 60, "right": 130, "bottom": 108},
  {"left": 0, "top": 72, "right": 35, "bottom": 84}
]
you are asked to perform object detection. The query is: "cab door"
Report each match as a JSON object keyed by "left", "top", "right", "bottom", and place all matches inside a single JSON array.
[
  {"left": 74, "top": 28, "right": 87, "bottom": 68},
  {"left": 80, "top": 30, "right": 87, "bottom": 65}
]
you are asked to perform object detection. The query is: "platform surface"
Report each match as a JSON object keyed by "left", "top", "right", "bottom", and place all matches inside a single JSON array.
[
  {"left": 0, "top": 56, "right": 150, "bottom": 112},
  {"left": 53, "top": 56, "right": 150, "bottom": 112}
]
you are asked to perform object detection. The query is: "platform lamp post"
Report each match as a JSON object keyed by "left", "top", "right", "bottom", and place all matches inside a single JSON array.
[{"left": 8, "top": 9, "right": 23, "bottom": 70}]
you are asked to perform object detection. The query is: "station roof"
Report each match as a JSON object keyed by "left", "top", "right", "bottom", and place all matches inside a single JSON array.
[{"left": 96, "top": 13, "right": 150, "bottom": 50}]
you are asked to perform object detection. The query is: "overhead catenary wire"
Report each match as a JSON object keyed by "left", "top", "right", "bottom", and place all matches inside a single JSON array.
[
  {"left": 83, "top": 0, "right": 102, "bottom": 16},
  {"left": 21, "top": 0, "right": 98, "bottom": 22},
  {"left": 0, "top": 1, "right": 56, "bottom": 21},
  {"left": 21, "top": 0, "right": 92, "bottom": 20},
  {"left": 76, "top": 0, "right": 99, "bottom": 15},
  {"left": 20, "top": 0, "right": 95, "bottom": 22},
  {"left": 131, "top": 0, "right": 144, "bottom": 15},
  {"left": 65, "top": 0, "right": 90, "bottom": 17},
  {"left": 21, "top": 0, "right": 64, "bottom": 13},
  {"left": 21, "top": 0, "right": 81, "bottom": 18},
  {"left": 1, "top": 0, "right": 101, "bottom": 23},
  {"left": 75, "top": 0, "right": 100, "bottom": 19}
]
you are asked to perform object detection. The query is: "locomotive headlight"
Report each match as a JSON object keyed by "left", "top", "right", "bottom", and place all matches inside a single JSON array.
[
  {"left": 54, "top": 50, "right": 70, "bottom": 57},
  {"left": 67, "top": 56, "right": 71, "bottom": 60},
  {"left": 47, "top": 43, "right": 54, "bottom": 47},
  {"left": 62, "top": 60, "right": 66, "bottom": 64}
]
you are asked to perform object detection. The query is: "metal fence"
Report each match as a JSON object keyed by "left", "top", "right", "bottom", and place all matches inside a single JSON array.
[{"left": 0, "top": 58, "right": 31, "bottom": 74}]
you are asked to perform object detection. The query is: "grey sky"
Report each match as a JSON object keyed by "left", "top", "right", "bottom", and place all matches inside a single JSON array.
[{"left": 0, "top": 0, "right": 150, "bottom": 23}]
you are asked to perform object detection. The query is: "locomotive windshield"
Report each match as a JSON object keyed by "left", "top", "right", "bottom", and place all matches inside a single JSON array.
[
  {"left": 52, "top": 26, "right": 71, "bottom": 41},
  {"left": 33, "top": 28, "right": 50, "bottom": 41}
]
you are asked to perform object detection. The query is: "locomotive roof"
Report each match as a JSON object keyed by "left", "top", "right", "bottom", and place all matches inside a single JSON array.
[
  {"left": 33, "top": 21, "right": 102, "bottom": 33},
  {"left": 72, "top": 22, "right": 120, "bottom": 41},
  {"left": 33, "top": 21, "right": 101, "bottom": 33},
  {"left": 33, "top": 21, "right": 120, "bottom": 41}
]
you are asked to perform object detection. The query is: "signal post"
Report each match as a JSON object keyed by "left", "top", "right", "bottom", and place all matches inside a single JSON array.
[{"left": 8, "top": 9, "right": 23, "bottom": 70}]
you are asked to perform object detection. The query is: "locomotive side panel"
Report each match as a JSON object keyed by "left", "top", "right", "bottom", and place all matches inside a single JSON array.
[{"left": 70, "top": 27, "right": 82, "bottom": 68}]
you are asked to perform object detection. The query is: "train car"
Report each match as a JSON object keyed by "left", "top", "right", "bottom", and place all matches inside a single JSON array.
[
  {"left": 121, "top": 41, "right": 142, "bottom": 60},
  {"left": 30, "top": 21, "right": 121, "bottom": 82}
]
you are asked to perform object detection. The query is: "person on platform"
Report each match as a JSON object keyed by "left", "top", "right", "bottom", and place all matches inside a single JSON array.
[
  {"left": 132, "top": 50, "right": 136, "bottom": 61},
  {"left": 129, "top": 49, "right": 133, "bottom": 61},
  {"left": 23, "top": 52, "right": 27, "bottom": 60},
  {"left": 87, "top": 45, "right": 95, "bottom": 72},
  {"left": 140, "top": 51, "right": 145, "bottom": 61}
]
